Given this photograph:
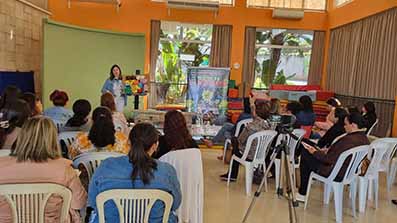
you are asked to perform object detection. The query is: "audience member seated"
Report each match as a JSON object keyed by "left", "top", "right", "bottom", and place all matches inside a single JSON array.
[
  {"left": 313, "top": 97, "right": 341, "bottom": 136},
  {"left": 296, "top": 113, "right": 370, "bottom": 202},
  {"left": 63, "top": 99, "right": 92, "bottom": 132},
  {"left": 153, "top": 110, "right": 198, "bottom": 159},
  {"left": 348, "top": 106, "right": 360, "bottom": 114},
  {"left": 316, "top": 107, "right": 349, "bottom": 148},
  {"left": 0, "top": 85, "right": 22, "bottom": 109},
  {"left": 68, "top": 106, "right": 128, "bottom": 159},
  {"left": 220, "top": 99, "right": 272, "bottom": 181},
  {"left": 270, "top": 98, "right": 282, "bottom": 115},
  {"left": 100, "top": 92, "right": 129, "bottom": 135},
  {"left": 203, "top": 98, "right": 252, "bottom": 150},
  {"left": 362, "top": 101, "right": 377, "bottom": 133},
  {"left": 87, "top": 123, "right": 181, "bottom": 223},
  {"left": 0, "top": 116, "right": 87, "bottom": 223},
  {"left": 44, "top": 90, "right": 73, "bottom": 123},
  {"left": 0, "top": 100, "right": 31, "bottom": 150},
  {"left": 295, "top": 95, "right": 316, "bottom": 128},
  {"left": 21, "top": 92, "right": 43, "bottom": 117}
]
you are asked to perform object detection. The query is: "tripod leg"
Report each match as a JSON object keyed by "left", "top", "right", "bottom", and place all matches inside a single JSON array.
[
  {"left": 278, "top": 151, "right": 285, "bottom": 196},
  {"left": 283, "top": 152, "right": 299, "bottom": 223}
]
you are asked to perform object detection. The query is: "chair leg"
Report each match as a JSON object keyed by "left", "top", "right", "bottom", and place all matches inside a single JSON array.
[
  {"left": 227, "top": 157, "right": 235, "bottom": 187},
  {"left": 304, "top": 176, "right": 314, "bottom": 210},
  {"left": 275, "top": 159, "right": 280, "bottom": 192},
  {"left": 223, "top": 141, "right": 230, "bottom": 162},
  {"left": 324, "top": 184, "right": 332, "bottom": 205},
  {"left": 262, "top": 165, "right": 268, "bottom": 192},
  {"left": 350, "top": 180, "right": 357, "bottom": 218},
  {"left": 388, "top": 163, "right": 397, "bottom": 195},
  {"left": 368, "top": 180, "right": 373, "bottom": 201},
  {"left": 359, "top": 177, "right": 368, "bottom": 213},
  {"left": 245, "top": 163, "right": 253, "bottom": 196},
  {"left": 333, "top": 183, "right": 344, "bottom": 223},
  {"left": 374, "top": 177, "right": 379, "bottom": 209}
]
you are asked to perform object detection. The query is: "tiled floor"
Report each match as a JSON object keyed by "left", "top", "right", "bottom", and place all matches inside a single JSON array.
[{"left": 201, "top": 149, "right": 397, "bottom": 223}]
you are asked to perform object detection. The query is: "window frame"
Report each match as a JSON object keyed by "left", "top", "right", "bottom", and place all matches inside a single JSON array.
[
  {"left": 151, "top": 0, "right": 235, "bottom": 6},
  {"left": 246, "top": 0, "right": 327, "bottom": 11},
  {"left": 334, "top": 0, "right": 353, "bottom": 8}
]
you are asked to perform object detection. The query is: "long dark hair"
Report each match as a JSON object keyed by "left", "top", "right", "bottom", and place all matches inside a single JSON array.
[
  {"left": 66, "top": 99, "right": 91, "bottom": 127},
  {"left": 109, "top": 64, "right": 122, "bottom": 80},
  {"left": 299, "top": 95, "right": 314, "bottom": 112},
  {"left": 334, "top": 107, "right": 348, "bottom": 126},
  {"left": 88, "top": 107, "right": 115, "bottom": 148},
  {"left": 363, "top": 102, "right": 376, "bottom": 114},
  {"left": 164, "top": 110, "right": 193, "bottom": 150},
  {"left": 0, "top": 85, "right": 22, "bottom": 109},
  {"left": 22, "top": 92, "right": 41, "bottom": 117},
  {"left": 0, "top": 99, "right": 31, "bottom": 148},
  {"left": 129, "top": 123, "right": 159, "bottom": 185}
]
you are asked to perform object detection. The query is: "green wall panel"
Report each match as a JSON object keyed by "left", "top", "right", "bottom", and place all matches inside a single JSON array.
[{"left": 43, "top": 19, "right": 145, "bottom": 110}]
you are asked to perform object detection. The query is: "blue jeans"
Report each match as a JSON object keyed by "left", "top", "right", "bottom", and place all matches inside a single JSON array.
[{"left": 212, "top": 122, "right": 235, "bottom": 143}]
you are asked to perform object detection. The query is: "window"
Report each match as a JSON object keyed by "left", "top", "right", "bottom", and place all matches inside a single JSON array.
[
  {"left": 335, "top": 0, "right": 353, "bottom": 7},
  {"left": 253, "top": 29, "right": 313, "bottom": 89},
  {"left": 247, "top": 0, "right": 326, "bottom": 11},
  {"left": 155, "top": 22, "right": 213, "bottom": 106},
  {"left": 152, "top": 0, "right": 234, "bottom": 6}
]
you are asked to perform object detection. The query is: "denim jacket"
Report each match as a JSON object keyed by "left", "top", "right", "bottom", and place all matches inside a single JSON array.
[
  {"left": 43, "top": 106, "right": 73, "bottom": 123},
  {"left": 101, "top": 79, "right": 127, "bottom": 106},
  {"left": 88, "top": 156, "right": 181, "bottom": 223}
]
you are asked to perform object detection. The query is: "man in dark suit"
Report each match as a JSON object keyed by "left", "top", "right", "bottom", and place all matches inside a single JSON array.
[{"left": 296, "top": 112, "right": 370, "bottom": 202}]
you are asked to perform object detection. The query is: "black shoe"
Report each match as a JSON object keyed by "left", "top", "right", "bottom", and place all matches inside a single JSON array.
[
  {"left": 220, "top": 173, "right": 236, "bottom": 182},
  {"left": 392, "top": 200, "right": 397, "bottom": 205}
]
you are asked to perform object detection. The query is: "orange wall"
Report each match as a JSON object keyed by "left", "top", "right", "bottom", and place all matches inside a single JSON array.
[
  {"left": 327, "top": 0, "right": 397, "bottom": 29},
  {"left": 48, "top": 0, "right": 328, "bottom": 84}
]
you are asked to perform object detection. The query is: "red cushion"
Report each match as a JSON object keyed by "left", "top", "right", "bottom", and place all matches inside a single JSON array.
[{"left": 270, "top": 84, "right": 321, "bottom": 91}]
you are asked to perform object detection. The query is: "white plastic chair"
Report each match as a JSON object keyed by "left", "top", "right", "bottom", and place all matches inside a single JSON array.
[
  {"left": 390, "top": 158, "right": 397, "bottom": 193},
  {"left": 366, "top": 119, "right": 379, "bottom": 136},
  {"left": 223, "top": 118, "right": 253, "bottom": 162},
  {"left": 96, "top": 189, "right": 173, "bottom": 223},
  {"left": 274, "top": 129, "right": 306, "bottom": 190},
  {"left": 358, "top": 139, "right": 396, "bottom": 212},
  {"left": 227, "top": 130, "right": 277, "bottom": 195},
  {"left": 52, "top": 119, "right": 66, "bottom": 132},
  {"left": 0, "top": 183, "right": 72, "bottom": 223},
  {"left": 304, "top": 145, "right": 370, "bottom": 223},
  {"left": 58, "top": 131, "right": 80, "bottom": 158},
  {"left": 160, "top": 148, "right": 203, "bottom": 223},
  {"left": 0, "top": 149, "right": 11, "bottom": 157},
  {"left": 73, "top": 152, "right": 124, "bottom": 180}
]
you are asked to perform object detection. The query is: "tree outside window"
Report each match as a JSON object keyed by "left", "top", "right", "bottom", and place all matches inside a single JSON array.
[
  {"left": 155, "top": 22, "right": 212, "bottom": 106},
  {"left": 253, "top": 29, "right": 313, "bottom": 89}
]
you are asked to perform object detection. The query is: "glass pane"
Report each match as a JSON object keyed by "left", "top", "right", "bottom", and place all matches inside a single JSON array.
[
  {"left": 305, "top": 0, "right": 326, "bottom": 10},
  {"left": 247, "top": 0, "right": 269, "bottom": 7},
  {"left": 151, "top": 83, "right": 188, "bottom": 106}
]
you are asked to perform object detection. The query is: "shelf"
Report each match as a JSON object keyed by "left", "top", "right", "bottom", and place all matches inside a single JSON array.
[{"left": 68, "top": 0, "right": 121, "bottom": 12}]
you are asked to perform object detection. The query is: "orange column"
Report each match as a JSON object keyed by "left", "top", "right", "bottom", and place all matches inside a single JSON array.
[{"left": 393, "top": 97, "right": 397, "bottom": 137}]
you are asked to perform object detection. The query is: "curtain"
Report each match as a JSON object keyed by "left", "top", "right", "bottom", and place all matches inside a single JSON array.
[
  {"left": 307, "top": 31, "right": 325, "bottom": 85},
  {"left": 210, "top": 25, "right": 232, "bottom": 68},
  {"left": 241, "top": 27, "right": 256, "bottom": 91},
  {"left": 148, "top": 20, "right": 161, "bottom": 108},
  {"left": 326, "top": 8, "right": 397, "bottom": 100}
]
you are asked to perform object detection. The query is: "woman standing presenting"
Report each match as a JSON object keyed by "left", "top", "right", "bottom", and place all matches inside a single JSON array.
[{"left": 101, "top": 64, "right": 126, "bottom": 112}]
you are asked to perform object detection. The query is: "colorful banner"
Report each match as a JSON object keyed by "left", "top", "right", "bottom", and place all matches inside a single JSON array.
[{"left": 186, "top": 67, "right": 230, "bottom": 115}]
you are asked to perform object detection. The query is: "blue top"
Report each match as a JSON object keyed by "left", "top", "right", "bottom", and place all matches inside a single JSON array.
[
  {"left": 88, "top": 156, "right": 181, "bottom": 223},
  {"left": 43, "top": 106, "right": 73, "bottom": 123},
  {"left": 101, "top": 79, "right": 127, "bottom": 106},
  {"left": 295, "top": 111, "right": 316, "bottom": 127}
]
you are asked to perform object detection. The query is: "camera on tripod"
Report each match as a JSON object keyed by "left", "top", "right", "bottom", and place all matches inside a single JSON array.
[{"left": 269, "top": 114, "right": 295, "bottom": 134}]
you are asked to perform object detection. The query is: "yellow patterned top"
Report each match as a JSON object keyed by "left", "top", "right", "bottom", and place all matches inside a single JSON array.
[{"left": 68, "top": 132, "right": 130, "bottom": 159}]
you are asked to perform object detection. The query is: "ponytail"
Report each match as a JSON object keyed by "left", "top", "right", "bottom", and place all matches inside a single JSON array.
[
  {"left": 128, "top": 123, "right": 159, "bottom": 185},
  {"left": 88, "top": 107, "right": 115, "bottom": 148}
]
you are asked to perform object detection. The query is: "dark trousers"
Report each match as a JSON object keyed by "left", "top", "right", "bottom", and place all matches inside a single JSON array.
[
  {"left": 230, "top": 137, "right": 254, "bottom": 178},
  {"left": 298, "top": 149, "right": 321, "bottom": 195}
]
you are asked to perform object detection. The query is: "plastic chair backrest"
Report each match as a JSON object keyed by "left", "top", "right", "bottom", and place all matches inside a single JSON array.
[
  {"left": 242, "top": 130, "right": 277, "bottom": 164},
  {"left": 52, "top": 120, "right": 65, "bottom": 132},
  {"left": 327, "top": 145, "right": 370, "bottom": 184},
  {"left": 365, "top": 139, "right": 395, "bottom": 177},
  {"left": 96, "top": 189, "right": 173, "bottom": 223},
  {"left": 289, "top": 129, "right": 306, "bottom": 160},
  {"left": 58, "top": 131, "right": 80, "bottom": 148},
  {"left": 371, "top": 138, "right": 397, "bottom": 171},
  {"left": 159, "top": 148, "right": 203, "bottom": 223},
  {"left": 73, "top": 152, "right": 124, "bottom": 180},
  {"left": 0, "top": 183, "right": 72, "bottom": 223},
  {"left": 234, "top": 119, "right": 253, "bottom": 137},
  {"left": 0, "top": 149, "right": 11, "bottom": 157},
  {"left": 367, "top": 119, "right": 379, "bottom": 136}
]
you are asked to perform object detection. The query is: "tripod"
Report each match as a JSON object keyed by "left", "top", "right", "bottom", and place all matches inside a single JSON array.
[{"left": 242, "top": 132, "right": 299, "bottom": 223}]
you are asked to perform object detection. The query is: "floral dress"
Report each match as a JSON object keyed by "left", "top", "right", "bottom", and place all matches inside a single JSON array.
[{"left": 68, "top": 132, "right": 129, "bottom": 159}]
